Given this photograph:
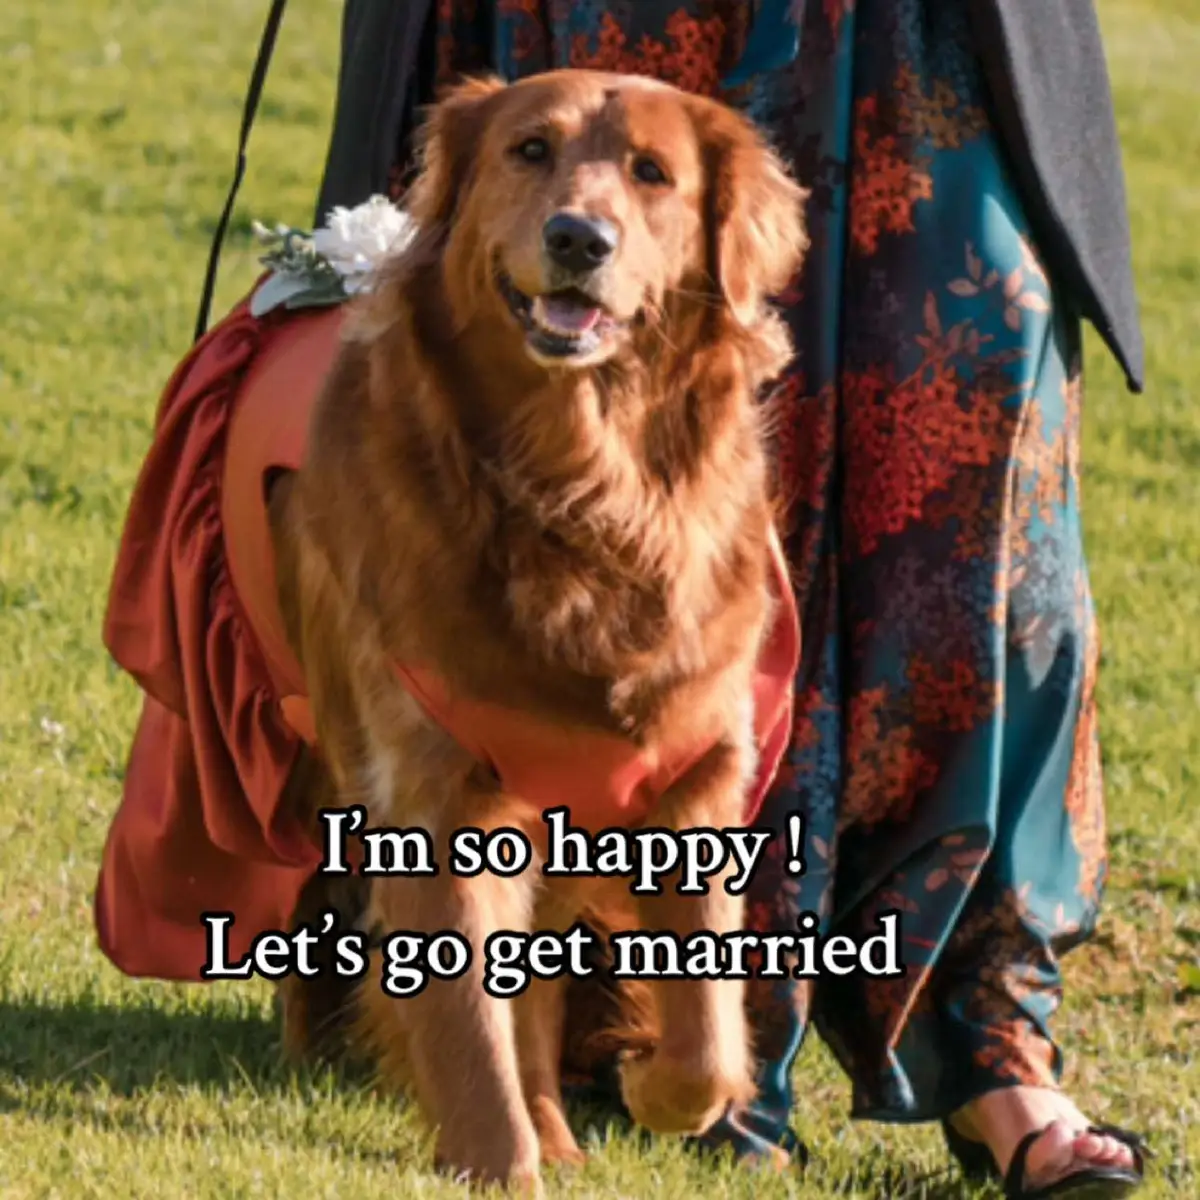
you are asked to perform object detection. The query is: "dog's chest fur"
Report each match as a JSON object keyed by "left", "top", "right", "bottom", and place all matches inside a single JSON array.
[{"left": 305, "top": 284, "right": 774, "bottom": 745}]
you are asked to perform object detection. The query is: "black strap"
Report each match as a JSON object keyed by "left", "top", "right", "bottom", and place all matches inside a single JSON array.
[{"left": 193, "top": 0, "right": 288, "bottom": 344}]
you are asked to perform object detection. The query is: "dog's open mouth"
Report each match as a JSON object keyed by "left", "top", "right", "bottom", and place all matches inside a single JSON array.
[{"left": 496, "top": 270, "right": 621, "bottom": 361}]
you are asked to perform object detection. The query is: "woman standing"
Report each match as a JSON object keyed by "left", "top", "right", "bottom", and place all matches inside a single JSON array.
[{"left": 313, "top": 1, "right": 1148, "bottom": 1194}]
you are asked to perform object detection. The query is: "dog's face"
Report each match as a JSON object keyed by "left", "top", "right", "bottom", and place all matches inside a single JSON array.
[{"left": 405, "top": 70, "right": 808, "bottom": 369}]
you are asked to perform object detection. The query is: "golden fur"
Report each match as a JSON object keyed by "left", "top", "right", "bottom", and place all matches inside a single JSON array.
[{"left": 269, "top": 69, "right": 807, "bottom": 1192}]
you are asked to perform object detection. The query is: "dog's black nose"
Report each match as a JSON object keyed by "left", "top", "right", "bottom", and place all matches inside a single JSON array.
[{"left": 542, "top": 212, "right": 618, "bottom": 274}]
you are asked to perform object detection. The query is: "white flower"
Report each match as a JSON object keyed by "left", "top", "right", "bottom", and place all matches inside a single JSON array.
[
  {"left": 249, "top": 195, "right": 420, "bottom": 317},
  {"left": 312, "top": 195, "right": 417, "bottom": 295}
]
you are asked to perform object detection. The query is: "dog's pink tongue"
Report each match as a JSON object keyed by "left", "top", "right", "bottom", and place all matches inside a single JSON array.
[{"left": 533, "top": 294, "right": 601, "bottom": 335}]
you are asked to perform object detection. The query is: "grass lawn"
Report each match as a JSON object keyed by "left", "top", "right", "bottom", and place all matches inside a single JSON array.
[{"left": 1, "top": 1, "right": 1196, "bottom": 1195}]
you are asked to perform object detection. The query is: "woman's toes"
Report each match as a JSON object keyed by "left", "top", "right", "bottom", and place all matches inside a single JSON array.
[
  {"left": 1024, "top": 1119, "right": 1080, "bottom": 1182},
  {"left": 1072, "top": 1130, "right": 1135, "bottom": 1168},
  {"left": 1027, "top": 1123, "right": 1139, "bottom": 1187},
  {"left": 954, "top": 1090, "right": 1144, "bottom": 1191}
]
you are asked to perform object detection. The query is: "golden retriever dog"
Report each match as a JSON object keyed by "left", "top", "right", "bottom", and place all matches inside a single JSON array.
[{"left": 268, "top": 69, "right": 807, "bottom": 1190}]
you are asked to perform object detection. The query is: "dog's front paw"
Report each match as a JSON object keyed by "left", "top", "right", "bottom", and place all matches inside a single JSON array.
[
  {"left": 434, "top": 1132, "right": 543, "bottom": 1195},
  {"left": 618, "top": 1049, "right": 752, "bottom": 1136},
  {"left": 528, "top": 1096, "right": 586, "bottom": 1168}
]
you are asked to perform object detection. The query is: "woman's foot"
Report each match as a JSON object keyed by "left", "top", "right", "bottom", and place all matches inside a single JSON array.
[{"left": 947, "top": 1086, "right": 1142, "bottom": 1193}]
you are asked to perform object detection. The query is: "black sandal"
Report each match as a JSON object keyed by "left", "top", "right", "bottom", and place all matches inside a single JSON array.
[
  {"left": 941, "top": 1119, "right": 995, "bottom": 1181},
  {"left": 942, "top": 1119, "right": 1151, "bottom": 1198}
]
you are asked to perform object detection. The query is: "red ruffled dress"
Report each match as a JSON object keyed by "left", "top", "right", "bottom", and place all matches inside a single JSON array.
[{"left": 96, "top": 291, "right": 799, "bottom": 981}]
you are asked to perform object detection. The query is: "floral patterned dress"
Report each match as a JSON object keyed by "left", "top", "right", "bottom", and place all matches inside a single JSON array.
[{"left": 404, "top": 0, "right": 1107, "bottom": 1160}]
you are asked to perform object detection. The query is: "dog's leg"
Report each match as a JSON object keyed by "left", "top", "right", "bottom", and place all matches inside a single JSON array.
[
  {"left": 516, "top": 973, "right": 586, "bottom": 1167},
  {"left": 618, "top": 743, "right": 756, "bottom": 1136},
  {"left": 513, "top": 883, "right": 592, "bottom": 1167},
  {"left": 278, "top": 865, "right": 369, "bottom": 1063},
  {"left": 275, "top": 745, "right": 370, "bottom": 1064},
  {"left": 357, "top": 790, "right": 543, "bottom": 1192}
]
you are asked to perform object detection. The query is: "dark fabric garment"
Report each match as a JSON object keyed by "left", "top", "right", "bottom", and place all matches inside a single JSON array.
[
  {"left": 410, "top": 2, "right": 1107, "bottom": 1158},
  {"left": 313, "top": 0, "right": 432, "bottom": 227},
  {"left": 965, "top": 1, "right": 1144, "bottom": 391},
  {"left": 302, "top": 0, "right": 1116, "bottom": 1160},
  {"left": 312, "top": 0, "right": 1143, "bottom": 392}
]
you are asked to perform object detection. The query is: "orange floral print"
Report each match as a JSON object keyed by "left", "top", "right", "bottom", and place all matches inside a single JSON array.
[
  {"left": 1065, "top": 600, "right": 1107, "bottom": 902},
  {"left": 842, "top": 337, "right": 1020, "bottom": 556},
  {"left": 849, "top": 96, "right": 934, "bottom": 255},
  {"left": 907, "top": 654, "right": 994, "bottom": 733},
  {"left": 569, "top": 10, "right": 730, "bottom": 95},
  {"left": 894, "top": 64, "right": 988, "bottom": 149},
  {"left": 842, "top": 685, "right": 940, "bottom": 828}
]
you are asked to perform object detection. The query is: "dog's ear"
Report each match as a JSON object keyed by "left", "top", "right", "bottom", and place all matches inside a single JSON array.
[
  {"left": 699, "top": 104, "right": 809, "bottom": 329},
  {"left": 406, "top": 75, "right": 507, "bottom": 232}
]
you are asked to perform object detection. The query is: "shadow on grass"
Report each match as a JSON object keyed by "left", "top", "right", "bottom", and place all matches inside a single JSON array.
[
  {"left": 0, "top": 993, "right": 632, "bottom": 1138},
  {"left": 0, "top": 994, "right": 286, "bottom": 1097},
  {"left": 0, "top": 993, "right": 427, "bottom": 1164},
  {"left": 0, "top": 996, "right": 990, "bottom": 1194}
]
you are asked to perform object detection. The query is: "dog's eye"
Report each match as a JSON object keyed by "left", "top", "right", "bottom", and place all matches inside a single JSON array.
[
  {"left": 632, "top": 155, "right": 669, "bottom": 186},
  {"left": 512, "top": 136, "right": 551, "bottom": 164}
]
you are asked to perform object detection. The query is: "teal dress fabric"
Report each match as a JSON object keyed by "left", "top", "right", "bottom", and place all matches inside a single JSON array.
[{"left": 412, "top": 0, "right": 1108, "bottom": 1160}]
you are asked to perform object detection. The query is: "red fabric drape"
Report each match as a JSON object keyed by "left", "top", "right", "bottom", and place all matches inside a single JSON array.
[{"left": 97, "top": 299, "right": 321, "bottom": 980}]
